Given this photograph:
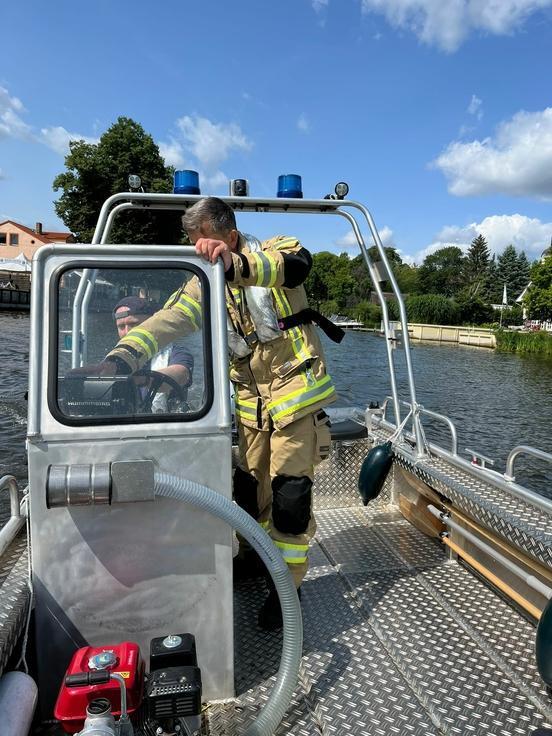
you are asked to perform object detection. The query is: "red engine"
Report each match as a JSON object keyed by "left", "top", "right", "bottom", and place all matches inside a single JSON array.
[{"left": 54, "top": 641, "right": 144, "bottom": 734}]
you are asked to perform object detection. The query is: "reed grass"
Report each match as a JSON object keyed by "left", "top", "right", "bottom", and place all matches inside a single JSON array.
[{"left": 494, "top": 329, "right": 552, "bottom": 357}]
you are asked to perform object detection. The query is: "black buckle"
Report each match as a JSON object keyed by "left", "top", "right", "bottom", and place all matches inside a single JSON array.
[{"left": 244, "top": 331, "right": 258, "bottom": 346}]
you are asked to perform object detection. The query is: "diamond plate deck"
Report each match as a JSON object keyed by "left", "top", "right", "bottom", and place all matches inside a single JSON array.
[
  {"left": 206, "top": 506, "right": 552, "bottom": 736},
  {"left": 0, "top": 531, "right": 30, "bottom": 676}
]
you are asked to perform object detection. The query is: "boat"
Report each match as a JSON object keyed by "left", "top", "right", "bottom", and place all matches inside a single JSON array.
[
  {"left": 329, "top": 313, "right": 364, "bottom": 329},
  {"left": 0, "top": 177, "right": 551, "bottom": 736}
]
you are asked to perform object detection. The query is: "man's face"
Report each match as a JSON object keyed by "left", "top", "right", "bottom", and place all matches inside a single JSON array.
[{"left": 115, "top": 309, "right": 145, "bottom": 338}]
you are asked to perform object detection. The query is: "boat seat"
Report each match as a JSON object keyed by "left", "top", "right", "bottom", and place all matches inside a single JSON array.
[{"left": 330, "top": 419, "right": 368, "bottom": 442}]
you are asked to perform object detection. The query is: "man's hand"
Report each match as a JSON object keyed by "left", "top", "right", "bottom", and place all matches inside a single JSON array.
[
  {"left": 194, "top": 238, "right": 233, "bottom": 271},
  {"left": 68, "top": 361, "right": 118, "bottom": 377}
]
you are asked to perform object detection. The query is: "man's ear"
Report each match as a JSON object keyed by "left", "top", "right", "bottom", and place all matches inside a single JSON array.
[{"left": 228, "top": 229, "right": 239, "bottom": 250}]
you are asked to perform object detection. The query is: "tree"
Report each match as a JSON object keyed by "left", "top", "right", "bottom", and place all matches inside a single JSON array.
[
  {"left": 53, "top": 116, "right": 182, "bottom": 244},
  {"left": 464, "top": 234, "right": 491, "bottom": 298},
  {"left": 305, "top": 252, "right": 355, "bottom": 313},
  {"left": 418, "top": 246, "right": 465, "bottom": 297},
  {"left": 524, "top": 254, "right": 552, "bottom": 320}
]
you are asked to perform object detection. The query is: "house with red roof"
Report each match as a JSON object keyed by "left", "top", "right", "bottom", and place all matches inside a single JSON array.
[{"left": 0, "top": 220, "right": 75, "bottom": 262}]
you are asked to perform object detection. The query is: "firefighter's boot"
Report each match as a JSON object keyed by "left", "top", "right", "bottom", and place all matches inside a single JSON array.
[{"left": 258, "top": 581, "right": 301, "bottom": 631}]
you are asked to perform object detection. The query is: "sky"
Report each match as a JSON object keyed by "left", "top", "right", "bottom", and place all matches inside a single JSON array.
[{"left": 1, "top": 0, "right": 552, "bottom": 264}]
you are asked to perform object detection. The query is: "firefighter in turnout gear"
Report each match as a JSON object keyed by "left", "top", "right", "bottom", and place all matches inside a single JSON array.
[{"left": 104, "top": 197, "right": 339, "bottom": 630}]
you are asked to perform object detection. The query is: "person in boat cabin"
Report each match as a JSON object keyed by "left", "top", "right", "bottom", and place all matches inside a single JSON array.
[
  {"left": 112, "top": 296, "right": 194, "bottom": 413},
  {"left": 104, "top": 197, "right": 337, "bottom": 630}
]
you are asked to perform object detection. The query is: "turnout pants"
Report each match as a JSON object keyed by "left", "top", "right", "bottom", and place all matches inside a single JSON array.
[{"left": 234, "top": 411, "right": 331, "bottom": 587}]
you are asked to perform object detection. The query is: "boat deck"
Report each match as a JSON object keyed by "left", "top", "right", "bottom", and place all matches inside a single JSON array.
[{"left": 218, "top": 504, "right": 552, "bottom": 735}]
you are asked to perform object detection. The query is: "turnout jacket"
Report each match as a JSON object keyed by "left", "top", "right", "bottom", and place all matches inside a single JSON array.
[{"left": 106, "top": 234, "right": 336, "bottom": 429}]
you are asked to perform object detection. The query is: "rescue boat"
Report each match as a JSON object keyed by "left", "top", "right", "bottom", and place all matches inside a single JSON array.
[{"left": 0, "top": 174, "right": 550, "bottom": 736}]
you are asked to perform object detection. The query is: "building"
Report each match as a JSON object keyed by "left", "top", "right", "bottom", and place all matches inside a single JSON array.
[{"left": 0, "top": 220, "right": 75, "bottom": 261}]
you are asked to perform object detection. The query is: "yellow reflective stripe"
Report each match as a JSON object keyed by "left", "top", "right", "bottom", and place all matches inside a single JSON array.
[
  {"left": 178, "top": 293, "right": 202, "bottom": 324},
  {"left": 173, "top": 302, "right": 200, "bottom": 329},
  {"left": 235, "top": 397, "right": 257, "bottom": 419},
  {"left": 260, "top": 520, "right": 270, "bottom": 529},
  {"left": 164, "top": 289, "right": 180, "bottom": 308},
  {"left": 290, "top": 326, "right": 311, "bottom": 364},
  {"left": 268, "top": 375, "right": 335, "bottom": 421},
  {"left": 273, "top": 288, "right": 292, "bottom": 317},
  {"left": 264, "top": 253, "right": 278, "bottom": 287},
  {"left": 231, "top": 287, "right": 242, "bottom": 305},
  {"left": 274, "top": 237, "right": 298, "bottom": 251},
  {"left": 253, "top": 252, "right": 277, "bottom": 287},
  {"left": 274, "top": 540, "right": 308, "bottom": 563},
  {"left": 120, "top": 327, "right": 158, "bottom": 359}
]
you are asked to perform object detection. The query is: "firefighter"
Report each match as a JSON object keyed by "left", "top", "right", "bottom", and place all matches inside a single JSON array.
[{"left": 104, "top": 197, "right": 340, "bottom": 630}]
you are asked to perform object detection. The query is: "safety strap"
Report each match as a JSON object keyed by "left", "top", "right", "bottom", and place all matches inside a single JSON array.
[{"left": 277, "top": 308, "right": 345, "bottom": 344}]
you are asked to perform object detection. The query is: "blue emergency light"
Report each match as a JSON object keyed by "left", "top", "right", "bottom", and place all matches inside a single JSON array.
[
  {"left": 174, "top": 170, "right": 201, "bottom": 195},
  {"left": 277, "top": 174, "right": 303, "bottom": 198}
]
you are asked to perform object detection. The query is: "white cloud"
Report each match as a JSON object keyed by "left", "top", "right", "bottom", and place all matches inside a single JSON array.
[
  {"left": 433, "top": 108, "right": 552, "bottom": 198},
  {"left": 414, "top": 213, "right": 552, "bottom": 262},
  {"left": 175, "top": 115, "right": 252, "bottom": 170},
  {"left": 360, "top": 0, "right": 552, "bottom": 52},
  {"left": 297, "top": 113, "right": 310, "bottom": 133},
  {"left": 40, "top": 126, "right": 99, "bottom": 156},
  {"left": 312, "top": 0, "right": 329, "bottom": 12},
  {"left": 0, "top": 169, "right": 5, "bottom": 181},
  {"left": 159, "top": 115, "right": 253, "bottom": 193},
  {"left": 467, "top": 94, "right": 483, "bottom": 119},
  {"left": 158, "top": 139, "right": 186, "bottom": 168},
  {"left": 0, "top": 86, "right": 32, "bottom": 140}
]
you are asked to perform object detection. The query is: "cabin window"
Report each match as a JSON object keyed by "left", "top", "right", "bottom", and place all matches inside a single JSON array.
[
  {"left": 51, "top": 263, "right": 212, "bottom": 426},
  {"left": 0, "top": 234, "right": 6, "bottom": 245},
  {"left": 10, "top": 233, "right": 19, "bottom": 245}
]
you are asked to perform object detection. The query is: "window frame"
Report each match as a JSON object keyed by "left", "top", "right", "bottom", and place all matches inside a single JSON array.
[{"left": 48, "top": 260, "right": 214, "bottom": 427}]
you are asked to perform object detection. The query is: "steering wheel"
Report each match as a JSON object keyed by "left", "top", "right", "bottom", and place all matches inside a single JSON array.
[{"left": 133, "top": 369, "right": 189, "bottom": 413}]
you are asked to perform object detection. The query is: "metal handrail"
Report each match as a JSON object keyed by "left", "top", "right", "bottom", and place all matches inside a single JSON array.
[
  {"left": 0, "top": 475, "right": 25, "bottom": 559},
  {"left": 505, "top": 445, "right": 552, "bottom": 482},
  {"left": 428, "top": 505, "right": 552, "bottom": 599},
  {"left": 380, "top": 396, "right": 458, "bottom": 456}
]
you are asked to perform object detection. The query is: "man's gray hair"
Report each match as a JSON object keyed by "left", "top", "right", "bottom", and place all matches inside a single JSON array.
[{"left": 182, "top": 197, "right": 237, "bottom": 235}]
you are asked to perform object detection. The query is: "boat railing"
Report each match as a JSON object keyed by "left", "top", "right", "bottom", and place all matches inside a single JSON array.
[
  {"left": 372, "top": 399, "right": 552, "bottom": 516},
  {"left": 505, "top": 445, "right": 552, "bottom": 482},
  {"left": 0, "top": 475, "right": 26, "bottom": 556},
  {"left": 67, "top": 192, "right": 426, "bottom": 455},
  {"left": 379, "top": 396, "right": 458, "bottom": 456}
]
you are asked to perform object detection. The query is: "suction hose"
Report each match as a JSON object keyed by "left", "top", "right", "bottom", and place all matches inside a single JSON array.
[{"left": 154, "top": 471, "right": 303, "bottom": 736}]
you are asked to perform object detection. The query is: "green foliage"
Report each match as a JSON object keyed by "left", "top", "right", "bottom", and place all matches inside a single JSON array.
[
  {"left": 404, "top": 294, "right": 460, "bottom": 324},
  {"left": 355, "top": 300, "right": 382, "bottom": 327},
  {"left": 524, "top": 254, "right": 552, "bottom": 320},
  {"left": 495, "top": 328, "right": 552, "bottom": 357},
  {"left": 492, "top": 304, "right": 524, "bottom": 326},
  {"left": 455, "top": 290, "right": 494, "bottom": 325},
  {"left": 464, "top": 234, "right": 491, "bottom": 298},
  {"left": 53, "top": 116, "right": 182, "bottom": 244},
  {"left": 305, "top": 252, "right": 354, "bottom": 312},
  {"left": 488, "top": 245, "right": 531, "bottom": 303},
  {"left": 418, "top": 246, "right": 465, "bottom": 297}
]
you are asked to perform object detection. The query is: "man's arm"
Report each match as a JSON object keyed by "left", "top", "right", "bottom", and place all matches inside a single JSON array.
[{"left": 105, "top": 279, "right": 202, "bottom": 374}]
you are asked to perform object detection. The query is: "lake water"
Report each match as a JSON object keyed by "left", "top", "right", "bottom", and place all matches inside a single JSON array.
[{"left": 0, "top": 312, "right": 550, "bottom": 496}]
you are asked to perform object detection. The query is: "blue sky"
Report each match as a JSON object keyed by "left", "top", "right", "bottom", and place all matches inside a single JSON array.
[{"left": 1, "top": 0, "right": 552, "bottom": 263}]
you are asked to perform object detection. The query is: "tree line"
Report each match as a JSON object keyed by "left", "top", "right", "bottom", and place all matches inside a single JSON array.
[{"left": 52, "top": 116, "right": 552, "bottom": 327}]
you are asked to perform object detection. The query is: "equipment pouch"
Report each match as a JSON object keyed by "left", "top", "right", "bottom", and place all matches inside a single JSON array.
[{"left": 313, "top": 410, "right": 331, "bottom": 464}]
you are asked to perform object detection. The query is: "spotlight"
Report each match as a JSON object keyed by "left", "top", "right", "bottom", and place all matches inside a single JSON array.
[
  {"left": 128, "top": 174, "right": 142, "bottom": 191},
  {"left": 334, "top": 182, "right": 349, "bottom": 199}
]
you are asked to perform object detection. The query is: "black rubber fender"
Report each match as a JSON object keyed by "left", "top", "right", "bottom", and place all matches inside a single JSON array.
[
  {"left": 536, "top": 596, "right": 552, "bottom": 687},
  {"left": 358, "top": 441, "right": 393, "bottom": 505}
]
